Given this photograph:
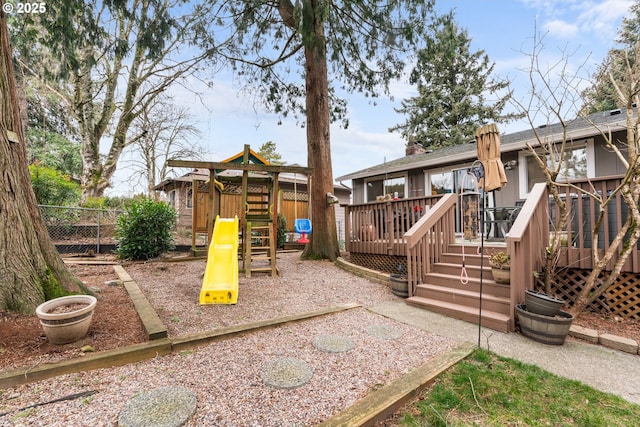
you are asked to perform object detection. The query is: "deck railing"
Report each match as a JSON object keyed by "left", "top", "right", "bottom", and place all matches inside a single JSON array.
[
  {"left": 404, "top": 194, "right": 458, "bottom": 295},
  {"left": 344, "top": 195, "right": 442, "bottom": 256},
  {"left": 506, "top": 183, "right": 549, "bottom": 310},
  {"left": 552, "top": 175, "right": 640, "bottom": 272}
]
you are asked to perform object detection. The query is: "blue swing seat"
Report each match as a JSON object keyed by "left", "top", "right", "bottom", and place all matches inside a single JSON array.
[{"left": 294, "top": 219, "right": 312, "bottom": 244}]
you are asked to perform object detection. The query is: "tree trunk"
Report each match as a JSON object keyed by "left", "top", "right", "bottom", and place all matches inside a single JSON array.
[
  {"left": 300, "top": 5, "right": 339, "bottom": 261},
  {"left": 0, "top": 12, "right": 81, "bottom": 313}
]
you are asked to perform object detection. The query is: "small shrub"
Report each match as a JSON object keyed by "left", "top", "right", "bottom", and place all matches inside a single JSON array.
[
  {"left": 115, "top": 198, "right": 176, "bottom": 260},
  {"left": 489, "top": 251, "right": 510, "bottom": 269}
]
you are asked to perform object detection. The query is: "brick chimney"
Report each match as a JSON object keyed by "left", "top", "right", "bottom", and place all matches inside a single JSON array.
[{"left": 405, "top": 140, "right": 426, "bottom": 156}]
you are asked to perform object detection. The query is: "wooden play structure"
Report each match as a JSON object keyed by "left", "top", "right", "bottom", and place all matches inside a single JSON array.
[{"left": 168, "top": 145, "right": 312, "bottom": 277}]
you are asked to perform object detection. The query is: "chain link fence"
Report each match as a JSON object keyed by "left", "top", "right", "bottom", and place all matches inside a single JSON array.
[{"left": 39, "top": 205, "right": 124, "bottom": 254}]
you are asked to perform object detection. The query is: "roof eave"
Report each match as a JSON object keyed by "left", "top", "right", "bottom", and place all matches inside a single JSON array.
[{"left": 337, "top": 118, "right": 628, "bottom": 181}]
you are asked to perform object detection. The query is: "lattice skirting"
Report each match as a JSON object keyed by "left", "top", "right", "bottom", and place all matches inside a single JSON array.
[
  {"left": 536, "top": 268, "right": 639, "bottom": 320},
  {"left": 349, "top": 253, "right": 408, "bottom": 275}
]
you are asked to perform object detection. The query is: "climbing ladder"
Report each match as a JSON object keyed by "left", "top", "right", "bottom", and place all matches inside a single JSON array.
[
  {"left": 243, "top": 221, "right": 277, "bottom": 277},
  {"left": 242, "top": 179, "right": 277, "bottom": 277}
]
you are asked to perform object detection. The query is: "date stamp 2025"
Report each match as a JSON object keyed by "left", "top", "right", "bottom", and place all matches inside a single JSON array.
[{"left": 2, "top": 2, "right": 47, "bottom": 15}]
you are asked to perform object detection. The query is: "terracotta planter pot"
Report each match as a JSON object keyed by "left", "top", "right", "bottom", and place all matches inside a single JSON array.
[
  {"left": 524, "top": 289, "right": 564, "bottom": 317},
  {"left": 36, "top": 295, "right": 97, "bottom": 344}
]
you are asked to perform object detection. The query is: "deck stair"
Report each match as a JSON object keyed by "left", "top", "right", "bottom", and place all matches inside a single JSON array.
[{"left": 406, "top": 243, "right": 512, "bottom": 333}]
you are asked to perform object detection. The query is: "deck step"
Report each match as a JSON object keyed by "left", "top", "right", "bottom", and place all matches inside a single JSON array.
[
  {"left": 406, "top": 296, "right": 511, "bottom": 333},
  {"left": 414, "top": 284, "right": 510, "bottom": 314},
  {"left": 432, "top": 262, "right": 491, "bottom": 280},
  {"left": 446, "top": 244, "right": 506, "bottom": 255},
  {"left": 420, "top": 272, "right": 510, "bottom": 297},
  {"left": 441, "top": 252, "right": 489, "bottom": 267}
]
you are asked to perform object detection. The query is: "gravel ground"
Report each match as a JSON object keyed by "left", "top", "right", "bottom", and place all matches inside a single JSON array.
[{"left": 0, "top": 252, "right": 457, "bottom": 426}]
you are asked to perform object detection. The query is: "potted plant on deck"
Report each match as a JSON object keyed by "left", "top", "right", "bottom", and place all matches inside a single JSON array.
[{"left": 488, "top": 251, "right": 510, "bottom": 285}]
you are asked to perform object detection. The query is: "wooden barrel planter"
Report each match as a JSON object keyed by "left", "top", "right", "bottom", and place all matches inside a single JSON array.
[
  {"left": 524, "top": 289, "right": 565, "bottom": 316},
  {"left": 515, "top": 304, "right": 574, "bottom": 345},
  {"left": 390, "top": 274, "right": 408, "bottom": 298}
]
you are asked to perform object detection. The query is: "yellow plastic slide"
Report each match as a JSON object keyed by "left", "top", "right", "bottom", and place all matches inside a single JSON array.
[{"left": 199, "top": 216, "right": 239, "bottom": 305}]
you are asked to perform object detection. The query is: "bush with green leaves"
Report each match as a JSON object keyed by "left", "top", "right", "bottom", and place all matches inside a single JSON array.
[
  {"left": 29, "top": 164, "right": 80, "bottom": 206},
  {"left": 115, "top": 198, "right": 176, "bottom": 260}
]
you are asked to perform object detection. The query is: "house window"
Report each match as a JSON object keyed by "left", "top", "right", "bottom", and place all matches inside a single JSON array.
[
  {"left": 169, "top": 190, "right": 176, "bottom": 208},
  {"left": 384, "top": 176, "right": 406, "bottom": 198},
  {"left": 519, "top": 139, "right": 594, "bottom": 197},
  {"left": 186, "top": 189, "right": 193, "bottom": 208},
  {"left": 429, "top": 171, "right": 453, "bottom": 195},
  {"left": 365, "top": 174, "right": 407, "bottom": 201}
]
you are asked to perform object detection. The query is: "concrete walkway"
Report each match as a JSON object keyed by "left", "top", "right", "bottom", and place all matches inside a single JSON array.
[{"left": 369, "top": 300, "right": 640, "bottom": 405}]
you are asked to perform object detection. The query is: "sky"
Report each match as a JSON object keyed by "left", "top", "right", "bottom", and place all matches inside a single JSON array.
[{"left": 111, "top": 0, "right": 635, "bottom": 195}]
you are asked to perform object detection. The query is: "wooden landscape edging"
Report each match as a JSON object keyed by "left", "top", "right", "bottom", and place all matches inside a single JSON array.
[
  {"left": 0, "top": 339, "right": 172, "bottom": 390},
  {"left": 113, "top": 265, "right": 168, "bottom": 340},
  {"left": 171, "top": 303, "right": 361, "bottom": 352},
  {"left": 316, "top": 341, "right": 476, "bottom": 427}
]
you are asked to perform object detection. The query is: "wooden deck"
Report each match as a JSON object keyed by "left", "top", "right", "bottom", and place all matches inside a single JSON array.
[{"left": 344, "top": 176, "right": 640, "bottom": 329}]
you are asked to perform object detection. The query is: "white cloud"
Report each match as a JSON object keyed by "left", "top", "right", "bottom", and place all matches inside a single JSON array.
[
  {"left": 543, "top": 19, "right": 579, "bottom": 38},
  {"left": 576, "top": 0, "right": 634, "bottom": 40}
]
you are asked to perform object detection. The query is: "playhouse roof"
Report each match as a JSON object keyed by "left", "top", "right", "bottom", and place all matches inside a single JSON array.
[{"left": 220, "top": 148, "right": 270, "bottom": 166}]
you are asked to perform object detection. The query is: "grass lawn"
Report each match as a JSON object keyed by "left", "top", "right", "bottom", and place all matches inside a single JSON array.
[{"left": 397, "top": 349, "right": 640, "bottom": 426}]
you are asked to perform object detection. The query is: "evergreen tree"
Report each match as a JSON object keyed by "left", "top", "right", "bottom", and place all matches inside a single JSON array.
[
  {"left": 389, "top": 11, "right": 517, "bottom": 149},
  {"left": 208, "top": 1, "right": 434, "bottom": 261},
  {"left": 581, "top": 0, "right": 639, "bottom": 114},
  {"left": 258, "top": 141, "right": 285, "bottom": 165}
]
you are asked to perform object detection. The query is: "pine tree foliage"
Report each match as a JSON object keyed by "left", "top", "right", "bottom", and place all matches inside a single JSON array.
[
  {"left": 258, "top": 141, "right": 285, "bottom": 165},
  {"left": 581, "top": 0, "right": 639, "bottom": 114},
  {"left": 211, "top": 1, "right": 435, "bottom": 127},
  {"left": 389, "top": 11, "right": 518, "bottom": 149}
]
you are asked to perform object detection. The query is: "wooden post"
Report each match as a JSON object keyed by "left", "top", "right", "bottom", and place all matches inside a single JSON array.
[
  {"left": 245, "top": 221, "right": 252, "bottom": 278},
  {"left": 271, "top": 172, "right": 279, "bottom": 276},
  {"left": 191, "top": 179, "right": 197, "bottom": 253},
  {"left": 207, "top": 168, "right": 216, "bottom": 244}
]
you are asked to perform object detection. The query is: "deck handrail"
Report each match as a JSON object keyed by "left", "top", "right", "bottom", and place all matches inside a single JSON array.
[
  {"left": 506, "top": 182, "right": 549, "bottom": 310},
  {"left": 405, "top": 194, "right": 458, "bottom": 295},
  {"left": 344, "top": 195, "right": 442, "bottom": 256}
]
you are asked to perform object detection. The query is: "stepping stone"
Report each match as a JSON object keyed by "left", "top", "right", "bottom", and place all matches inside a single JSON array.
[
  {"left": 260, "top": 357, "right": 313, "bottom": 389},
  {"left": 118, "top": 386, "right": 196, "bottom": 427},
  {"left": 312, "top": 335, "right": 355, "bottom": 353},
  {"left": 367, "top": 324, "right": 403, "bottom": 340}
]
